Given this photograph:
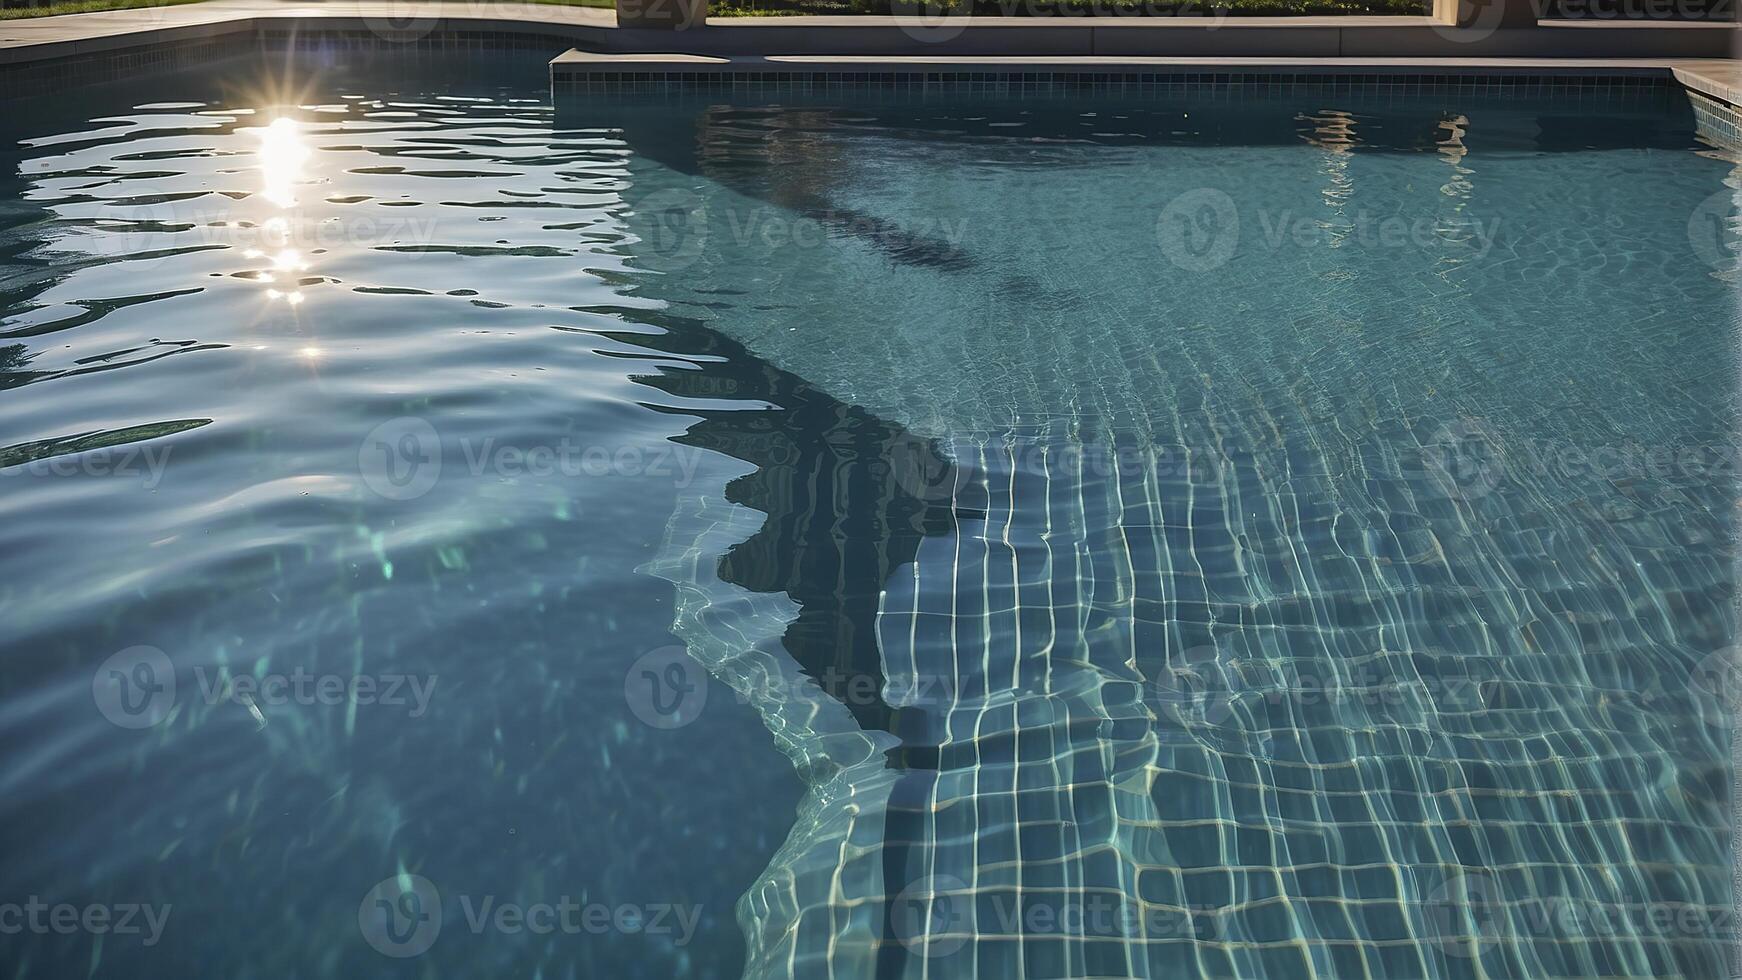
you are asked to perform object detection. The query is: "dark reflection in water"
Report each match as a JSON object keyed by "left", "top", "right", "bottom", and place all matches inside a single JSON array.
[
  {"left": 580, "top": 103, "right": 981, "bottom": 273},
  {"left": 570, "top": 88, "right": 1702, "bottom": 164},
  {"left": 578, "top": 297, "right": 974, "bottom": 980},
  {"left": 0, "top": 418, "right": 211, "bottom": 469},
  {"left": 0, "top": 343, "right": 45, "bottom": 390},
  {"left": 578, "top": 304, "right": 958, "bottom": 753}
]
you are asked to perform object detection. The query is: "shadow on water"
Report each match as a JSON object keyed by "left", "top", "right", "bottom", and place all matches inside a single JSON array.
[
  {"left": 573, "top": 100, "right": 1032, "bottom": 976},
  {"left": 574, "top": 299, "right": 970, "bottom": 977},
  {"left": 575, "top": 304, "right": 958, "bottom": 752},
  {"left": 566, "top": 99, "right": 982, "bottom": 759}
]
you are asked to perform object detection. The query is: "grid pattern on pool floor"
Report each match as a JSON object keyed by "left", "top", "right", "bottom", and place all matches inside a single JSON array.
[
  {"left": 656, "top": 418, "right": 1736, "bottom": 980},
  {"left": 875, "top": 425, "right": 1731, "bottom": 979}
]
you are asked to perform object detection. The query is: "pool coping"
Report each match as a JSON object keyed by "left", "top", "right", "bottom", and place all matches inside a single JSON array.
[
  {"left": 2, "top": 0, "right": 1737, "bottom": 132},
  {"left": 0, "top": 0, "right": 1736, "bottom": 68}
]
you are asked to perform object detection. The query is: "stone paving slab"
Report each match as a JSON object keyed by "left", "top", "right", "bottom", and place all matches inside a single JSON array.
[{"left": 1676, "top": 58, "right": 1742, "bottom": 103}]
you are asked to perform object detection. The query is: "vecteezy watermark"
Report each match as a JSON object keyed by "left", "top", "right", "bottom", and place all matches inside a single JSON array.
[
  {"left": 889, "top": 0, "right": 976, "bottom": 44},
  {"left": 890, "top": 874, "right": 972, "bottom": 957},
  {"left": 192, "top": 667, "right": 438, "bottom": 720},
  {"left": 1254, "top": 209, "right": 1502, "bottom": 257},
  {"left": 68, "top": 197, "right": 441, "bottom": 282},
  {"left": 1155, "top": 644, "right": 1742, "bottom": 743},
  {"left": 889, "top": 874, "right": 1221, "bottom": 958},
  {"left": 1156, "top": 189, "right": 1240, "bottom": 273},
  {"left": 92, "top": 646, "right": 438, "bottom": 729},
  {"left": 722, "top": 209, "right": 970, "bottom": 256},
  {"left": 1689, "top": 188, "right": 1741, "bottom": 274},
  {"left": 1152, "top": 646, "right": 1240, "bottom": 736},
  {"left": 1435, "top": 0, "right": 1731, "bottom": 44},
  {"left": 615, "top": 0, "right": 709, "bottom": 28},
  {"left": 889, "top": 0, "right": 1232, "bottom": 44},
  {"left": 1423, "top": 870, "right": 1505, "bottom": 957},
  {"left": 355, "top": 0, "right": 444, "bottom": 42},
  {"left": 130, "top": 198, "right": 443, "bottom": 254},
  {"left": 981, "top": 0, "right": 1231, "bottom": 16},
  {"left": 630, "top": 189, "right": 709, "bottom": 273},
  {"left": 0, "top": 444, "right": 173, "bottom": 489},
  {"left": 1556, "top": 0, "right": 1732, "bottom": 15},
  {"left": 50, "top": 194, "right": 199, "bottom": 273},
  {"left": 623, "top": 643, "right": 968, "bottom": 731},
  {"left": 358, "top": 875, "right": 443, "bottom": 958},
  {"left": 884, "top": 431, "right": 960, "bottom": 504},
  {"left": 1421, "top": 870, "right": 1737, "bottom": 958},
  {"left": 1156, "top": 189, "right": 1504, "bottom": 272},
  {"left": 1431, "top": 0, "right": 1514, "bottom": 43},
  {"left": 1418, "top": 418, "right": 1739, "bottom": 502},
  {"left": 0, "top": 898, "right": 172, "bottom": 947},
  {"left": 1690, "top": 645, "right": 1742, "bottom": 710},
  {"left": 92, "top": 647, "right": 177, "bottom": 730},
  {"left": 623, "top": 188, "right": 972, "bottom": 274},
  {"left": 359, "top": 417, "right": 442, "bottom": 502},
  {"left": 1422, "top": 417, "right": 1506, "bottom": 501},
  {"left": 1524, "top": 0, "right": 1728, "bottom": 18},
  {"left": 1151, "top": 647, "right": 1507, "bottom": 742},
  {"left": 358, "top": 417, "right": 708, "bottom": 502},
  {"left": 357, "top": 875, "right": 702, "bottom": 958},
  {"left": 890, "top": 425, "right": 1732, "bottom": 509},
  {"left": 206, "top": 210, "right": 442, "bottom": 253},
  {"left": 887, "top": 435, "right": 1231, "bottom": 505},
  {"left": 624, "top": 646, "right": 710, "bottom": 730}
]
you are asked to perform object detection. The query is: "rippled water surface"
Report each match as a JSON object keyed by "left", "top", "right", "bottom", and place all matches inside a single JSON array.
[{"left": 1, "top": 54, "right": 1739, "bottom": 979}]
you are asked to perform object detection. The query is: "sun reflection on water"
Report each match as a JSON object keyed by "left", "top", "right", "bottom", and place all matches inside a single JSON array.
[
  {"left": 252, "top": 116, "right": 312, "bottom": 309},
  {"left": 257, "top": 116, "right": 308, "bottom": 210}
]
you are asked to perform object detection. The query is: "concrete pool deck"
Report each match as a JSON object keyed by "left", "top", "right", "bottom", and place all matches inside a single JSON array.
[
  {"left": 0, "top": 0, "right": 1735, "bottom": 63},
  {"left": 0, "top": 0, "right": 1736, "bottom": 112}
]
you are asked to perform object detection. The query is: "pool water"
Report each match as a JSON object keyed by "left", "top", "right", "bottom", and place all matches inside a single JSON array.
[{"left": 1, "top": 54, "right": 1738, "bottom": 979}]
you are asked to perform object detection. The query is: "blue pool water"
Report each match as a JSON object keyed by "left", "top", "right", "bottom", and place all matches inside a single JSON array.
[{"left": 1, "top": 54, "right": 1738, "bottom": 979}]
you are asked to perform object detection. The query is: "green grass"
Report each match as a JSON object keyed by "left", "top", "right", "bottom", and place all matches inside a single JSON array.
[
  {"left": 0, "top": 0, "right": 612, "bottom": 18},
  {"left": 0, "top": 0, "right": 205, "bottom": 20}
]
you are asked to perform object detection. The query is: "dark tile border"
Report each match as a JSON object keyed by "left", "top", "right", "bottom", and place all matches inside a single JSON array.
[
  {"left": 552, "top": 68, "right": 1683, "bottom": 106},
  {"left": 0, "top": 35, "right": 241, "bottom": 97},
  {"left": 0, "top": 28, "right": 580, "bottom": 97},
  {"left": 1, "top": 29, "right": 1727, "bottom": 125},
  {"left": 258, "top": 27, "right": 578, "bottom": 53}
]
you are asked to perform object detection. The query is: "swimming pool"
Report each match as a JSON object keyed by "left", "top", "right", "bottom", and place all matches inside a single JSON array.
[{"left": 0, "top": 52, "right": 1737, "bottom": 979}]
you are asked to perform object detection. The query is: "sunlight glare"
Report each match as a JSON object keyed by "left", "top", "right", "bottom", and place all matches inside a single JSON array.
[{"left": 258, "top": 117, "right": 309, "bottom": 209}]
